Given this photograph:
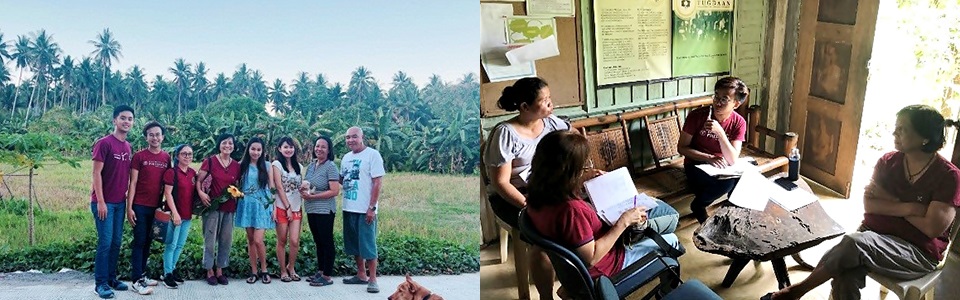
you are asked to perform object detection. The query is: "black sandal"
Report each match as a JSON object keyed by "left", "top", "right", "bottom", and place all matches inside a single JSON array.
[
  {"left": 246, "top": 273, "right": 258, "bottom": 284},
  {"left": 260, "top": 272, "right": 271, "bottom": 284}
]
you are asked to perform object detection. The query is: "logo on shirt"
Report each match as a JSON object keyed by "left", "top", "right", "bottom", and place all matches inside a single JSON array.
[
  {"left": 698, "top": 128, "right": 723, "bottom": 141},
  {"left": 113, "top": 152, "right": 130, "bottom": 161},
  {"left": 143, "top": 160, "right": 168, "bottom": 168},
  {"left": 342, "top": 158, "right": 361, "bottom": 201}
]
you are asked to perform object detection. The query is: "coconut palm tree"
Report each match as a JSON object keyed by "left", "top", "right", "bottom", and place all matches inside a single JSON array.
[
  {"left": 169, "top": 58, "right": 192, "bottom": 116},
  {"left": 211, "top": 72, "right": 229, "bottom": 102},
  {"left": 347, "top": 66, "right": 378, "bottom": 110},
  {"left": 250, "top": 70, "right": 267, "bottom": 103},
  {"left": 126, "top": 65, "right": 148, "bottom": 109},
  {"left": 268, "top": 78, "right": 288, "bottom": 115},
  {"left": 0, "top": 32, "right": 11, "bottom": 66},
  {"left": 232, "top": 63, "right": 250, "bottom": 96},
  {"left": 193, "top": 62, "right": 210, "bottom": 109},
  {"left": 387, "top": 71, "right": 421, "bottom": 125},
  {"left": 25, "top": 30, "right": 61, "bottom": 125},
  {"left": 10, "top": 35, "right": 31, "bottom": 116},
  {"left": 76, "top": 57, "right": 96, "bottom": 112},
  {"left": 58, "top": 56, "right": 75, "bottom": 108},
  {"left": 89, "top": 28, "right": 121, "bottom": 107}
]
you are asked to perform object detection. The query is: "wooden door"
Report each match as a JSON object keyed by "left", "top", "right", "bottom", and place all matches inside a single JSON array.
[{"left": 789, "top": 0, "right": 879, "bottom": 197}]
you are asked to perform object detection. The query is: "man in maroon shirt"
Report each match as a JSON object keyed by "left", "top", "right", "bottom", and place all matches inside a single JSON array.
[
  {"left": 763, "top": 105, "right": 960, "bottom": 300},
  {"left": 125, "top": 121, "right": 170, "bottom": 295},
  {"left": 91, "top": 105, "right": 135, "bottom": 299}
]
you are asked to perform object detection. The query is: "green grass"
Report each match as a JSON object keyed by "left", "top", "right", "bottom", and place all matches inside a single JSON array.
[{"left": 0, "top": 160, "right": 480, "bottom": 251}]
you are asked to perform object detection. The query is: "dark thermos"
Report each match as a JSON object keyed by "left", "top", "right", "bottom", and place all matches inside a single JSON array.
[{"left": 787, "top": 148, "right": 801, "bottom": 181}]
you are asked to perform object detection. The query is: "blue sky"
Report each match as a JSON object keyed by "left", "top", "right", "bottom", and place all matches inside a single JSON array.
[{"left": 0, "top": 0, "right": 478, "bottom": 88}]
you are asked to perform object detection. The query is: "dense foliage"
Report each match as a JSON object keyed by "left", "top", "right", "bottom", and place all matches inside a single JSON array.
[{"left": 0, "top": 28, "right": 480, "bottom": 174}]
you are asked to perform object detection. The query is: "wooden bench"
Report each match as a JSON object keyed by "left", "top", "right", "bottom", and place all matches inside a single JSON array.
[{"left": 570, "top": 96, "right": 798, "bottom": 216}]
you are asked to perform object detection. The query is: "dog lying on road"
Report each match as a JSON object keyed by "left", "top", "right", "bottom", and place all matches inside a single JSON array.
[{"left": 388, "top": 274, "right": 444, "bottom": 300}]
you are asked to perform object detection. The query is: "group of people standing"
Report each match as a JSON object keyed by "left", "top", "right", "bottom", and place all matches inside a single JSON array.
[{"left": 90, "top": 105, "right": 386, "bottom": 299}]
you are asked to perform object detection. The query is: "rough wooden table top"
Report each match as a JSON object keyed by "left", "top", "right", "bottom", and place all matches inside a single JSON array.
[{"left": 693, "top": 173, "right": 846, "bottom": 261}]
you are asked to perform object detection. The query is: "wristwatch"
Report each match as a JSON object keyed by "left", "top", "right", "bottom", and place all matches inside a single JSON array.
[{"left": 368, "top": 205, "right": 377, "bottom": 212}]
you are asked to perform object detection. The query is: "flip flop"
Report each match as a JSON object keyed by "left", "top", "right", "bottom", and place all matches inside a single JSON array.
[
  {"left": 246, "top": 273, "right": 258, "bottom": 284},
  {"left": 260, "top": 272, "right": 271, "bottom": 284},
  {"left": 342, "top": 275, "right": 368, "bottom": 285},
  {"left": 290, "top": 272, "right": 301, "bottom": 282},
  {"left": 309, "top": 276, "right": 333, "bottom": 287}
]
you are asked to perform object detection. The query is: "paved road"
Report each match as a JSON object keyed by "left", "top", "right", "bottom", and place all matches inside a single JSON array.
[{"left": 0, "top": 271, "right": 479, "bottom": 299}]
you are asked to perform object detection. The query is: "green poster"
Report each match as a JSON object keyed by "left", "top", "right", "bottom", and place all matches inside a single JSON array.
[{"left": 672, "top": 0, "right": 733, "bottom": 77}]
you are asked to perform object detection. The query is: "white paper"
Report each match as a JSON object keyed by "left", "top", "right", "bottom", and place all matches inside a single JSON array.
[
  {"left": 506, "top": 35, "right": 560, "bottom": 65},
  {"left": 527, "top": 0, "right": 575, "bottom": 17},
  {"left": 518, "top": 167, "right": 531, "bottom": 183},
  {"left": 728, "top": 170, "right": 819, "bottom": 212},
  {"left": 769, "top": 183, "right": 818, "bottom": 211},
  {"left": 695, "top": 157, "right": 759, "bottom": 178},
  {"left": 597, "top": 194, "right": 660, "bottom": 225},
  {"left": 583, "top": 167, "right": 660, "bottom": 225},
  {"left": 727, "top": 170, "right": 771, "bottom": 211},
  {"left": 481, "top": 3, "right": 537, "bottom": 82}
]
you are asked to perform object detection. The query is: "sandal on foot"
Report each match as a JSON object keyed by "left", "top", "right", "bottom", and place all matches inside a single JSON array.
[
  {"left": 280, "top": 274, "right": 292, "bottom": 282},
  {"left": 246, "top": 273, "right": 258, "bottom": 284},
  {"left": 310, "top": 276, "right": 333, "bottom": 287},
  {"left": 260, "top": 272, "right": 271, "bottom": 284},
  {"left": 290, "top": 273, "right": 301, "bottom": 282},
  {"left": 342, "top": 275, "right": 368, "bottom": 285}
]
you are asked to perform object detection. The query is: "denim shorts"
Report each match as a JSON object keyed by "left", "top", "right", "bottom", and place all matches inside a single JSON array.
[{"left": 343, "top": 211, "right": 378, "bottom": 259}]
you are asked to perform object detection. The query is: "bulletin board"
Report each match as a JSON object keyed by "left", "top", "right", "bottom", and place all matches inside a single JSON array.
[{"left": 480, "top": 0, "right": 586, "bottom": 117}]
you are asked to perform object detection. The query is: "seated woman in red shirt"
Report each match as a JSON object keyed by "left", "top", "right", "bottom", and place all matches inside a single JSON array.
[
  {"left": 763, "top": 105, "right": 960, "bottom": 300},
  {"left": 526, "top": 130, "right": 681, "bottom": 283},
  {"left": 678, "top": 77, "right": 749, "bottom": 224}
]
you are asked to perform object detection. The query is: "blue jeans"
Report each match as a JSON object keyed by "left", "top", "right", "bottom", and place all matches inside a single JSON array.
[
  {"left": 646, "top": 200, "right": 679, "bottom": 235},
  {"left": 621, "top": 233, "right": 682, "bottom": 269},
  {"left": 91, "top": 202, "right": 125, "bottom": 287},
  {"left": 163, "top": 220, "right": 192, "bottom": 274},
  {"left": 130, "top": 204, "right": 155, "bottom": 280},
  {"left": 685, "top": 164, "right": 740, "bottom": 223}
]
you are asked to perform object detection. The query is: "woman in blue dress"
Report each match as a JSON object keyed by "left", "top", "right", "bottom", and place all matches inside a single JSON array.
[{"left": 234, "top": 137, "right": 275, "bottom": 284}]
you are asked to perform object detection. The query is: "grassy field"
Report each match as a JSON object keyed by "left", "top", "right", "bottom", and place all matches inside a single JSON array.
[{"left": 0, "top": 160, "right": 480, "bottom": 251}]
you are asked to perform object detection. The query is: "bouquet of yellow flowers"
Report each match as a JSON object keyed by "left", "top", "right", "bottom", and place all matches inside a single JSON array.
[{"left": 197, "top": 185, "right": 244, "bottom": 216}]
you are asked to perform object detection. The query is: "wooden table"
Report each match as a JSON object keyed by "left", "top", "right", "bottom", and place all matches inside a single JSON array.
[{"left": 693, "top": 173, "right": 845, "bottom": 289}]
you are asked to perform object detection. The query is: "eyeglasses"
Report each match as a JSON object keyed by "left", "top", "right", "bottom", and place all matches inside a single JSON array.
[
  {"left": 713, "top": 94, "right": 732, "bottom": 106},
  {"left": 179, "top": 152, "right": 194, "bottom": 157}
]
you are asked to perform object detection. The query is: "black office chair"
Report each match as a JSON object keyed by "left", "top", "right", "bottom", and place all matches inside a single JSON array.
[{"left": 519, "top": 208, "right": 720, "bottom": 300}]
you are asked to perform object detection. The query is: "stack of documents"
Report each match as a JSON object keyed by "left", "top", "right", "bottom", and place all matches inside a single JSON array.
[{"left": 695, "top": 157, "right": 759, "bottom": 179}]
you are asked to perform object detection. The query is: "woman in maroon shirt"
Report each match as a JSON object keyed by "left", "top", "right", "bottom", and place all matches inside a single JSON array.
[
  {"left": 525, "top": 130, "right": 681, "bottom": 298},
  {"left": 763, "top": 105, "right": 960, "bottom": 300},
  {"left": 160, "top": 144, "right": 196, "bottom": 289},
  {"left": 677, "top": 77, "right": 749, "bottom": 224},
  {"left": 196, "top": 133, "right": 241, "bottom": 286}
]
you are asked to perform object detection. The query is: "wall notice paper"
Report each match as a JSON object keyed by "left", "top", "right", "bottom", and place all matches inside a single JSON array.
[
  {"left": 594, "top": 0, "right": 672, "bottom": 85},
  {"left": 728, "top": 170, "right": 819, "bottom": 211},
  {"left": 695, "top": 157, "right": 758, "bottom": 179},
  {"left": 527, "top": 0, "right": 575, "bottom": 17},
  {"left": 505, "top": 16, "right": 557, "bottom": 45},
  {"left": 506, "top": 35, "right": 561, "bottom": 65},
  {"left": 481, "top": 3, "right": 536, "bottom": 82},
  {"left": 672, "top": 0, "right": 734, "bottom": 77},
  {"left": 584, "top": 167, "right": 659, "bottom": 225}
]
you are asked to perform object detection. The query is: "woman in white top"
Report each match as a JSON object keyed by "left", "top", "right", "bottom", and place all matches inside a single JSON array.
[
  {"left": 271, "top": 136, "right": 306, "bottom": 282},
  {"left": 483, "top": 77, "right": 573, "bottom": 300}
]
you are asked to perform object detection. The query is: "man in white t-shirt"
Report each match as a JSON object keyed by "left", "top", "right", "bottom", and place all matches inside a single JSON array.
[{"left": 339, "top": 127, "right": 386, "bottom": 293}]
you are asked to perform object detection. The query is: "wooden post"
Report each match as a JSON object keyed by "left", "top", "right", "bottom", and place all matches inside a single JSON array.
[{"left": 27, "top": 168, "right": 34, "bottom": 246}]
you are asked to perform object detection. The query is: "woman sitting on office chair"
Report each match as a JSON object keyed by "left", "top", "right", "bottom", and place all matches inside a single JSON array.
[
  {"left": 526, "top": 130, "right": 682, "bottom": 281},
  {"left": 762, "top": 105, "right": 960, "bottom": 300}
]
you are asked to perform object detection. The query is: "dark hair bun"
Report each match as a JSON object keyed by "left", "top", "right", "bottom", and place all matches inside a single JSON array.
[
  {"left": 496, "top": 77, "right": 548, "bottom": 112},
  {"left": 497, "top": 86, "right": 521, "bottom": 111}
]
